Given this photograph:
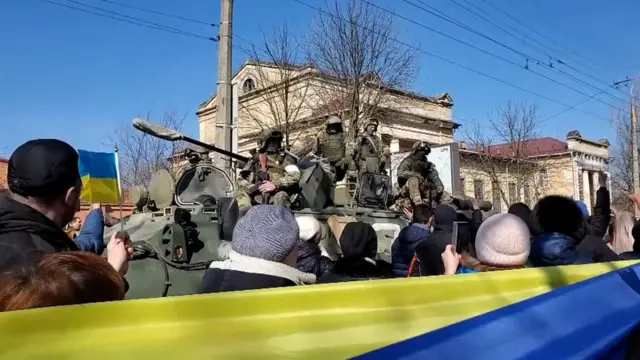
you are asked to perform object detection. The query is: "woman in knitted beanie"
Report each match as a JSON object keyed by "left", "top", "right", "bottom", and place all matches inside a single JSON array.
[{"left": 443, "top": 213, "right": 531, "bottom": 274}]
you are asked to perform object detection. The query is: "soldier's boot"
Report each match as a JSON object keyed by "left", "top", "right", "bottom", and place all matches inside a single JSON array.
[
  {"left": 430, "top": 190, "right": 453, "bottom": 205},
  {"left": 406, "top": 177, "right": 424, "bottom": 205},
  {"left": 270, "top": 191, "right": 291, "bottom": 208}
]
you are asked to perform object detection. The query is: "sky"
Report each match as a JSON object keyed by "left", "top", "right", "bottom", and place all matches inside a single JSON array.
[{"left": 1, "top": 0, "right": 639, "bottom": 158}]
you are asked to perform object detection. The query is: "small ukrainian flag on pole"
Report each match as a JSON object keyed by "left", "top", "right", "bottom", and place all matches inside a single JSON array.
[{"left": 77, "top": 148, "right": 121, "bottom": 204}]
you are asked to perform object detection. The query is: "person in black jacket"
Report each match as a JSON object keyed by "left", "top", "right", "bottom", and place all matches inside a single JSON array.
[
  {"left": 317, "top": 222, "right": 394, "bottom": 283},
  {"left": 200, "top": 205, "right": 316, "bottom": 293},
  {"left": 574, "top": 173, "right": 618, "bottom": 263},
  {"left": 0, "top": 139, "right": 84, "bottom": 273}
]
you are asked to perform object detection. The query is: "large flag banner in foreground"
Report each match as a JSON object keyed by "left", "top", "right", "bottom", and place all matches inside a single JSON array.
[
  {"left": 78, "top": 150, "right": 120, "bottom": 204},
  {"left": 357, "top": 263, "right": 640, "bottom": 360},
  {"left": 0, "top": 262, "right": 636, "bottom": 359}
]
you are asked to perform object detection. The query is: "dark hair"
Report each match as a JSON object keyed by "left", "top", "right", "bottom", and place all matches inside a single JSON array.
[
  {"left": 0, "top": 252, "right": 125, "bottom": 312},
  {"left": 413, "top": 204, "right": 433, "bottom": 224}
]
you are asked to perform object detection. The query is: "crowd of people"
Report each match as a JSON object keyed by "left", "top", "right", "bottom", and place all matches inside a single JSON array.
[{"left": 0, "top": 138, "right": 639, "bottom": 316}]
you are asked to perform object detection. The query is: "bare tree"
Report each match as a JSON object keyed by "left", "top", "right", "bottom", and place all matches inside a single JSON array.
[
  {"left": 308, "top": 0, "right": 418, "bottom": 137},
  {"left": 242, "top": 24, "right": 313, "bottom": 149},
  {"left": 110, "top": 111, "right": 186, "bottom": 190},
  {"left": 462, "top": 101, "right": 546, "bottom": 208},
  {"left": 610, "top": 109, "right": 635, "bottom": 211}
]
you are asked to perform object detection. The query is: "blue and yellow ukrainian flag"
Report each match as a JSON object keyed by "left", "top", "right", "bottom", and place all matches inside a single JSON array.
[{"left": 77, "top": 150, "right": 120, "bottom": 204}]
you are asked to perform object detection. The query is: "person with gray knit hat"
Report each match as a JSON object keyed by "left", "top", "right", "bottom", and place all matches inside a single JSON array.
[
  {"left": 199, "top": 205, "right": 316, "bottom": 294},
  {"left": 473, "top": 213, "right": 531, "bottom": 269},
  {"left": 442, "top": 213, "right": 531, "bottom": 274}
]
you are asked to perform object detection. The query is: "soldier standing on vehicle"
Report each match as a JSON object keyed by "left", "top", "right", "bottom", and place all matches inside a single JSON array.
[
  {"left": 396, "top": 141, "right": 450, "bottom": 208},
  {"left": 352, "top": 118, "right": 390, "bottom": 180},
  {"left": 236, "top": 130, "right": 301, "bottom": 208},
  {"left": 312, "top": 115, "right": 353, "bottom": 182}
]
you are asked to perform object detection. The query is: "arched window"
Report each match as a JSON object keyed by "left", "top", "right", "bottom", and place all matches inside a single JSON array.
[{"left": 242, "top": 78, "right": 255, "bottom": 93}]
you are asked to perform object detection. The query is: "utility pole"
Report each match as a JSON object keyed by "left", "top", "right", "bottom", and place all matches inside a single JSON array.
[
  {"left": 632, "top": 79, "right": 640, "bottom": 216},
  {"left": 615, "top": 76, "right": 640, "bottom": 216},
  {"left": 214, "top": 0, "right": 233, "bottom": 174}
]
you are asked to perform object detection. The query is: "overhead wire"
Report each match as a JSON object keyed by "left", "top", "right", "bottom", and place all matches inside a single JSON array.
[
  {"left": 288, "top": 0, "right": 612, "bottom": 124},
  {"left": 443, "top": 0, "right": 629, "bottom": 106},
  {"left": 94, "top": 0, "right": 216, "bottom": 27},
  {"left": 38, "top": 0, "right": 216, "bottom": 42},
  {"left": 479, "top": 0, "right": 614, "bottom": 78},
  {"left": 395, "top": 0, "right": 629, "bottom": 111}
]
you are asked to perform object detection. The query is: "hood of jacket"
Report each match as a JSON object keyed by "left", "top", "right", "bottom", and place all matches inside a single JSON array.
[
  {"left": 0, "top": 196, "right": 77, "bottom": 251},
  {"left": 529, "top": 232, "right": 590, "bottom": 267}
]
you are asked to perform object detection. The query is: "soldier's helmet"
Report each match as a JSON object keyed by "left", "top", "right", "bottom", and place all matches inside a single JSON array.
[
  {"left": 412, "top": 141, "right": 431, "bottom": 154},
  {"left": 257, "top": 129, "right": 284, "bottom": 146},
  {"left": 364, "top": 118, "right": 379, "bottom": 130},
  {"left": 326, "top": 115, "right": 342, "bottom": 126}
]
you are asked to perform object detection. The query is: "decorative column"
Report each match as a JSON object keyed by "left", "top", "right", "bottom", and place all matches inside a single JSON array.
[
  {"left": 390, "top": 138, "right": 400, "bottom": 153},
  {"left": 582, "top": 169, "right": 591, "bottom": 214},
  {"left": 592, "top": 171, "right": 600, "bottom": 205}
]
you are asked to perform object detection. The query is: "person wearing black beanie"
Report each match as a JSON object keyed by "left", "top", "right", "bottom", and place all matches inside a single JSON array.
[
  {"left": 529, "top": 195, "right": 618, "bottom": 266},
  {"left": 0, "top": 139, "right": 82, "bottom": 273}
]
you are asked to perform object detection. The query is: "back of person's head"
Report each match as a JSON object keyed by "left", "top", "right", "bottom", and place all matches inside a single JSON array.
[
  {"left": 531, "top": 195, "right": 584, "bottom": 239},
  {"left": 475, "top": 213, "right": 530, "bottom": 268},
  {"left": 433, "top": 204, "right": 457, "bottom": 228},
  {"left": 339, "top": 222, "right": 378, "bottom": 260},
  {"left": 508, "top": 202, "right": 532, "bottom": 230},
  {"left": 412, "top": 204, "right": 433, "bottom": 225},
  {"left": 611, "top": 211, "right": 635, "bottom": 254},
  {"left": 0, "top": 252, "right": 124, "bottom": 311},
  {"left": 479, "top": 201, "right": 493, "bottom": 212},
  {"left": 574, "top": 200, "right": 590, "bottom": 218},
  {"left": 7, "top": 139, "right": 82, "bottom": 227},
  {"left": 232, "top": 205, "right": 300, "bottom": 266}
]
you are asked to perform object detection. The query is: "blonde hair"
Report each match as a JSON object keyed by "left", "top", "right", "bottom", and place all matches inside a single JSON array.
[{"left": 611, "top": 211, "right": 635, "bottom": 254}]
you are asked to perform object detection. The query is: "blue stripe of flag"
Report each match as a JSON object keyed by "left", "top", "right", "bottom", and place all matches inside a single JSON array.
[
  {"left": 354, "top": 263, "right": 640, "bottom": 360},
  {"left": 77, "top": 150, "right": 117, "bottom": 179}
]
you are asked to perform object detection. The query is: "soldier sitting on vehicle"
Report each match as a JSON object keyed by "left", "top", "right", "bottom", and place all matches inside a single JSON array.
[
  {"left": 312, "top": 115, "right": 353, "bottom": 182},
  {"left": 395, "top": 141, "right": 451, "bottom": 209},
  {"left": 351, "top": 118, "right": 390, "bottom": 181},
  {"left": 236, "top": 130, "right": 301, "bottom": 208}
]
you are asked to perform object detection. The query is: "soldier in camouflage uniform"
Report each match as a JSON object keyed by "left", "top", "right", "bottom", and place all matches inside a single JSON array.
[
  {"left": 396, "top": 141, "right": 451, "bottom": 209},
  {"left": 351, "top": 118, "right": 390, "bottom": 180},
  {"left": 236, "top": 130, "right": 301, "bottom": 208},
  {"left": 312, "top": 115, "right": 352, "bottom": 182}
]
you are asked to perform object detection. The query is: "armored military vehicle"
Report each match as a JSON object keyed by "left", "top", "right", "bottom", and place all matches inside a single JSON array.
[{"left": 103, "top": 119, "right": 410, "bottom": 299}]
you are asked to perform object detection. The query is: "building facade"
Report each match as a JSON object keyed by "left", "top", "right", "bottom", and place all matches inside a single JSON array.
[
  {"left": 196, "top": 61, "right": 458, "bottom": 157},
  {"left": 196, "top": 61, "right": 609, "bottom": 211},
  {"left": 459, "top": 132, "right": 609, "bottom": 213}
]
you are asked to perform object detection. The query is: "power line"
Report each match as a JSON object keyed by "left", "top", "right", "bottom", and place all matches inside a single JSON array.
[
  {"left": 39, "top": 0, "right": 216, "bottom": 41},
  {"left": 400, "top": 0, "right": 629, "bottom": 109},
  {"left": 478, "top": 0, "right": 614, "bottom": 79},
  {"left": 541, "top": 87, "right": 613, "bottom": 123},
  {"left": 445, "top": 0, "right": 628, "bottom": 106},
  {"left": 359, "top": 0, "right": 628, "bottom": 113},
  {"left": 289, "top": 0, "right": 612, "bottom": 124},
  {"left": 94, "top": 0, "right": 215, "bottom": 27}
]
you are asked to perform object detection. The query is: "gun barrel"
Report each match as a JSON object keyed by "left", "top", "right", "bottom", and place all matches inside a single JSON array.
[{"left": 132, "top": 118, "right": 250, "bottom": 163}]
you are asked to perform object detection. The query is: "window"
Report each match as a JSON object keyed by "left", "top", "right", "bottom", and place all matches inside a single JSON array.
[
  {"left": 460, "top": 178, "right": 466, "bottom": 196},
  {"left": 523, "top": 184, "right": 531, "bottom": 205},
  {"left": 538, "top": 169, "right": 548, "bottom": 187},
  {"left": 508, "top": 183, "right": 517, "bottom": 204},
  {"left": 242, "top": 78, "right": 255, "bottom": 93},
  {"left": 492, "top": 181, "right": 502, "bottom": 212},
  {"left": 474, "top": 179, "right": 484, "bottom": 200}
]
